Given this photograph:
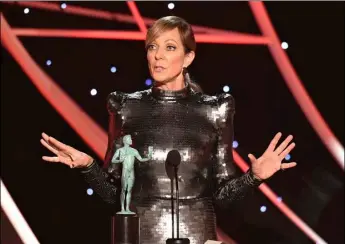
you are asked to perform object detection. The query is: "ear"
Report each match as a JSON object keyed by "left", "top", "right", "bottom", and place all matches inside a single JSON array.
[{"left": 183, "top": 51, "right": 195, "bottom": 68}]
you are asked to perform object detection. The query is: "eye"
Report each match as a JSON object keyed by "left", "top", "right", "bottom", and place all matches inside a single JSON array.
[
  {"left": 167, "top": 45, "right": 176, "bottom": 51},
  {"left": 147, "top": 44, "right": 156, "bottom": 50}
]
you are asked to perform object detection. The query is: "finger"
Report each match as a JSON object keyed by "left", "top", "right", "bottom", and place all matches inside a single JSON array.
[
  {"left": 275, "top": 135, "right": 293, "bottom": 155},
  {"left": 42, "top": 156, "right": 60, "bottom": 163},
  {"left": 40, "top": 139, "right": 59, "bottom": 155},
  {"left": 281, "top": 162, "right": 297, "bottom": 170},
  {"left": 47, "top": 136, "right": 70, "bottom": 151},
  {"left": 248, "top": 154, "right": 257, "bottom": 163},
  {"left": 279, "top": 143, "right": 296, "bottom": 161},
  {"left": 265, "top": 132, "right": 282, "bottom": 153},
  {"left": 42, "top": 132, "right": 50, "bottom": 141},
  {"left": 42, "top": 156, "right": 71, "bottom": 167},
  {"left": 42, "top": 133, "right": 59, "bottom": 151}
]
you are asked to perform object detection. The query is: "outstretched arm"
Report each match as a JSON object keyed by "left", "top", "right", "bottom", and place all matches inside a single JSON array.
[
  {"left": 40, "top": 132, "right": 118, "bottom": 205},
  {"left": 213, "top": 94, "right": 296, "bottom": 208},
  {"left": 212, "top": 94, "right": 262, "bottom": 207},
  {"left": 81, "top": 91, "right": 125, "bottom": 204},
  {"left": 134, "top": 150, "right": 151, "bottom": 162},
  {"left": 80, "top": 106, "right": 120, "bottom": 204}
]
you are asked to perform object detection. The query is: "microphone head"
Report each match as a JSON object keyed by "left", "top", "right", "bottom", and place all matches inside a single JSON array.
[{"left": 166, "top": 150, "right": 181, "bottom": 167}]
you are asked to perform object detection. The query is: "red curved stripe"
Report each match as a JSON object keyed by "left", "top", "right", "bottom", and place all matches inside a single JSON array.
[
  {"left": 126, "top": 1, "right": 147, "bottom": 33},
  {"left": 249, "top": 2, "right": 344, "bottom": 169},
  {"left": 0, "top": 14, "right": 107, "bottom": 159},
  {"left": 2, "top": 1, "right": 260, "bottom": 35},
  {"left": 11, "top": 28, "right": 270, "bottom": 45}
]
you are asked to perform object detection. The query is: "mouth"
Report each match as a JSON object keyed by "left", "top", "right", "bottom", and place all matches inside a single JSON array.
[{"left": 154, "top": 66, "right": 165, "bottom": 72}]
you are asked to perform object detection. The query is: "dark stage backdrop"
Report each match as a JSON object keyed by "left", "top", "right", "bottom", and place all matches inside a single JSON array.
[{"left": 1, "top": 2, "right": 343, "bottom": 244}]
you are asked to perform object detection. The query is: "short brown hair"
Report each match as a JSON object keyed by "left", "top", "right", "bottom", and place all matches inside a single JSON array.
[{"left": 145, "top": 16, "right": 196, "bottom": 54}]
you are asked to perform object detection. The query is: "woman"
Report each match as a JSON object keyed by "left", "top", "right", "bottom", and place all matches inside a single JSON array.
[{"left": 41, "top": 16, "right": 296, "bottom": 244}]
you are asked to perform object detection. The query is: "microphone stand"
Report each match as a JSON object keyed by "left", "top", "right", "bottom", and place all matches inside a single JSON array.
[
  {"left": 171, "top": 177, "right": 175, "bottom": 239},
  {"left": 166, "top": 165, "right": 190, "bottom": 244},
  {"left": 174, "top": 166, "right": 180, "bottom": 239}
]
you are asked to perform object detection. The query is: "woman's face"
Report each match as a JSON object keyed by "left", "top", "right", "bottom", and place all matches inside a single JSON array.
[{"left": 147, "top": 28, "right": 194, "bottom": 83}]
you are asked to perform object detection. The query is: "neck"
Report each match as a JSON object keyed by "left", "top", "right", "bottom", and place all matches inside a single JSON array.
[{"left": 154, "top": 72, "right": 185, "bottom": 91}]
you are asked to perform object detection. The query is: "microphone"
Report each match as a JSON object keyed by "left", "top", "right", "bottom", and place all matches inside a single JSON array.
[
  {"left": 165, "top": 150, "right": 190, "bottom": 244},
  {"left": 166, "top": 150, "right": 181, "bottom": 167},
  {"left": 165, "top": 150, "right": 181, "bottom": 180}
]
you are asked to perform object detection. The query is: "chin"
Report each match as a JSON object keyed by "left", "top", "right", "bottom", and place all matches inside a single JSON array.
[
  {"left": 151, "top": 70, "right": 182, "bottom": 84},
  {"left": 152, "top": 75, "right": 169, "bottom": 83}
]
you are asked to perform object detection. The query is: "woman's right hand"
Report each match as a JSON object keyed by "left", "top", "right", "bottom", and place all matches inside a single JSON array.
[{"left": 40, "top": 132, "right": 94, "bottom": 169}]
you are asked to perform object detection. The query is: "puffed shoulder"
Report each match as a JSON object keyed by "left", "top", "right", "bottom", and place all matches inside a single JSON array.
[
  {"left": 107, "top": 89, "right": 151, "bottom": 113},
  {"left": 217, "top": 93, "right": 235, "bottom": 112},
  {"left": 107, "top": 91, "right": 125, "bottom": 113}
]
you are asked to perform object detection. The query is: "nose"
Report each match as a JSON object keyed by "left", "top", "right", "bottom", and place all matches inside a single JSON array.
[{"left": 154, "top": 47, "right": 164, "bottom": 60}]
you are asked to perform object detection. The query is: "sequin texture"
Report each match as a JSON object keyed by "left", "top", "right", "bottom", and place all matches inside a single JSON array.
[{"left": 82, "top": 84, "right": 262, "bottom": 243}]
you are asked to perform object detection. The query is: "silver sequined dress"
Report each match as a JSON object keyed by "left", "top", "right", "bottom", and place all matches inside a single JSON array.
[{"left": 81, "top": 84, "right": 262, "bottom": 244}]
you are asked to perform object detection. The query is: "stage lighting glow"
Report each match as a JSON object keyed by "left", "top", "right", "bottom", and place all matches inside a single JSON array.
[
  {"left": 24, "top": 8, "right": 30, "bottom": 14},
  {"left": 232, "top": 140, "right": 239, "bottom": 148},
  {"left": 1, "top": 180, "right": 40, "bottom": 244},
  {"left": 285, "top": 154, "right": 291, "bottom": 161},
  {"left": 277, "top": 196, "right": 283, "bottom": 202},
  {"left": 260, "top": 205, "right": 267, "bottom": 213},
  {"left": 1, "top": 6, "right": 330, "bottom": 243},
  {"left": 223, "top": 85, "right": 230, "bottom": 93},
  {"left": 168, "top": 3, "right": 175, "bottom": 9},
  {"left": 110, "top": 66, "right": 117, "bottom": 73},
  {"left": 90, "top": 89, "right": 97, "bottom": 96},
  {"left": 61, "top": 3, "right": 67, "bottom": 9},
  {"left": 46, "top": 60, "right": 52, "bottom": 66},
  {"left": 145, "top": 78, "right": 152, "bottom": 86},
  {"left": 87, "top": 188, "right": 93, "bottom": 195},
  {"left": 281, "top": 42, "right": 289, "bottom": 49}
]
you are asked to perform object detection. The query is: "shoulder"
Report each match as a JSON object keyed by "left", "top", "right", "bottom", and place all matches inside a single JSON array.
[
  {"left": 107, "top": 89, "right": 151, "bottom": 113},
  {"left": 130, "top": 148, "right": 139, "bottom": 154},
  {"left": 194, "top": 91, "right": 235, "bottom": 110},
  {"left": 217, "top": 93, "right": 235, "bottom": 111},
  {"left": 214, "top": 93, "right": 236, "bottom": 123},
  {"left": 107, "top": 91, "right": 125, "bottom": 112}
]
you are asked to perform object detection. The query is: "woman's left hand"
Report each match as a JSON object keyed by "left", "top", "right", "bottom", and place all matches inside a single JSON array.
[{"left": 248, "top": 132, "right": 297, "bottom": 181}]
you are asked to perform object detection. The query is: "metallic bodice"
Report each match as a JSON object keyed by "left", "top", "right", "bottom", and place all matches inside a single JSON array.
[
  {"left": 81, "top": 84, "right": 262, "bottom": 244},
  {"left": 106, "top": 84, "right": 236, "bottom": 200}
]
